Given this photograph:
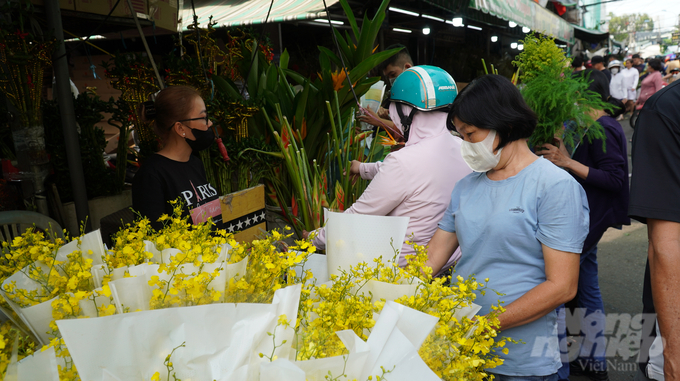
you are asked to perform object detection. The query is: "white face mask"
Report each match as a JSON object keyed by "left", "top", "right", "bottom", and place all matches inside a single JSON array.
[
  {"left": 460, "top": 129, "right": 502, "bottom": 172},
  {"left": 610, "top": 67, "right": 619, "bottom": 75}
]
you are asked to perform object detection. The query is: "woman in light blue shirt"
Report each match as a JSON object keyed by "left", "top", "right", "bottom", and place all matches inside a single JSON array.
[{"left": 426, "top": 75, "right": 589, "bottom": 380}]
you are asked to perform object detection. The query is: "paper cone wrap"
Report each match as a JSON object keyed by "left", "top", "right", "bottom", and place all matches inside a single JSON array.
[
  {"left": 325, "top": 211, "right": 409, "bottom": 276},
  {"left": 57, "top": 284, "right": 301, "bottom": 381}
]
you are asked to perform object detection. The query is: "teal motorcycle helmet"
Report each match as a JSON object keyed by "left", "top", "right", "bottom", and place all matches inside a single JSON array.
[{"left": 389, "top": 65, "right": 458, "bottom": 142}]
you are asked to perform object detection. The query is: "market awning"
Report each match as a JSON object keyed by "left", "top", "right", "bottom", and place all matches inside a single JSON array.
[
  {"left": 552, "top": 0, "right": 578, "bottom": 6},
  {"left": 469, "top": 0, "right": 575, "bottom": 44},
  {"left": 180, "top": 0, "right": 338, "bottom": 29},
  {"left": 573, "top": 24, "right": 608, "bottom": 44}
]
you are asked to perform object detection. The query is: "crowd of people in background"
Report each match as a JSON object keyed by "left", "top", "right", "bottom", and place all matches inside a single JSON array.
[{"left": 584, "top": 52, "right": 678, "bottom": 124}]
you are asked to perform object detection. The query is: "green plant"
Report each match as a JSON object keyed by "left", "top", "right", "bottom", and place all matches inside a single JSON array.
[
  {"left": 214, "top": 0, "right": 399, "bottom": 164},
  {"left": 200, "top": 135, "right": 279, "bottom": 195},
  {"left": 101, "top": 53, "right": 161, "bottom": 159},
  {"left": 248, "top": 91, "right": 383, "bottom": 237},
  {"left": 43, "top": 94, "right": 122, "bottom": 202},
  {"left": 513, "top": 34, "right": 608, "bottom": 149},
  {"left": 0, "top": 0, "right": 54, "bottom": 127}
]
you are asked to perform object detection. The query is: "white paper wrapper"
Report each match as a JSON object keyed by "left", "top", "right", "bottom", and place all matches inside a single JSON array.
[
  {"left": 453, "top": 301, "right": 482, "bottom": 322},
  {"left": 90, "top": 264, "right": 108, "bottom": 289},
  {"left": 359, "top": 301, "right": 439, "bottom": 380},
  {"left": 17, "top": 346, "right": 60, "bottom": 381},
  {"left": 261, "top": 301, "right": 440, "bottom": 381},
  {"left": 1, "top": 262, "right": 58, "bottom": 345},
  {"left": 291, "top": 253, "right": 328, "bottom": 284},
  {"left": 203, "top": 256, "right": 248, "bottom": 302},
  {"left": 145, "top": 240, "right": 161, "bottom": 263},
  {"left": 5, "top": 336, "right": 60, "bottom": 381},
  {"left": 325, "top": 211, "right": 409, "bottom": 276},
  {"left": 362, "top": 279, "right": 421, "bottom": 303},
  {"left": 260, "top": 359, "right": 306, "bottom": 381},
  {"left": 57, "top": 284, "right": 302, "bottom": 381},
  {"left": 159, "top": 248, "right": 182, "bottom": 265},
  {"left": 78, "top": 287, "right": 116, "bottom": 318},
  {"left": 56, "top": 230, "right": 105, "bottom": 266}
]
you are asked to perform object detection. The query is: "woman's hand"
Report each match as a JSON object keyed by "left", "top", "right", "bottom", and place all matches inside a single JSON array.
[
  {"left": 302, "top": 230, "right": 310, "bottom": 239},
  {"left": 536, "top": 141, "right": 572, "bottom": 169},
  {"left": 349, "top": 160, "right": 361, "bottom": 176},
  {"left": 357, "top": 107, "right": 396, "bottom": 132},
  {"left": 536, "top": 140, "right": 590, "bottom": 180}
]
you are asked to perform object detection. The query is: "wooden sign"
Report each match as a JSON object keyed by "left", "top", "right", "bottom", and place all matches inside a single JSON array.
[{"left": 220, "top": 184, "right": 266, "bottom": 243}]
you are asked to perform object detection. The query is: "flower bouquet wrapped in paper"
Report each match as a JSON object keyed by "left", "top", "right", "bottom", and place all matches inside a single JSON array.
[{"left": 0, "top": 204, "right": 510, "bottom": 381}]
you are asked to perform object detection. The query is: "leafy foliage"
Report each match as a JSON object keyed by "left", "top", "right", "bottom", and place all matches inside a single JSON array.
[
  {"left": 513, "top": 34, "right": 609, "bottom": 149},
  {"left": 43, "top": 94, "right": 122, "bottom": 202},
  {"left": 607, "top": 12, "right": 654, "bottom": 43}
]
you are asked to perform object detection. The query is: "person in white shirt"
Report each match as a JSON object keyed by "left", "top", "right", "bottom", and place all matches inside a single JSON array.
[
  {"left": 609, "top": 61, "right": 625, "bottom": 98},
  {"left": 620, "top": 59, "right": 640, "bottom": 116}
]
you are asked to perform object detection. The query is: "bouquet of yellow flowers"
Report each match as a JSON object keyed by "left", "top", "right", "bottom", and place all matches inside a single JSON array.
[{"left": 0, "top": 202, "right": 509, "bottom": 381}]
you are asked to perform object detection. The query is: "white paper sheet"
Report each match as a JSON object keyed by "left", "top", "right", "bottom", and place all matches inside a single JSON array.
[
  {"left": 58, "top": 284, "right": 301, "bottom": 381},
  {"left": 363, "top": 279, "right": 421, "bottom": 303},
  {"left": 1, "top": 262, "right": 59, "bottom": 345},
  {"left": 17, "top": 346, "right": 60, "bottom": 381},
  {"left": 360, "top": 301, "right": 439, "bottom": 380},
  {"left": 291, "top": 253, "right": 328, "bottom": 284},
  {"left": 325, "top": 211, "right": 409, "bottom": 277},
  {"left": 56, "top": 230, "right": 105, "bottom": 266},
  {"left": 270, "top": 302, "right": 440, "bottom": 381},
  {"left": 359, "top": 81, "right": 385, "bottom": 132},
  {"left": 260, "top": 359, "right": 306, "bottom": 381}
]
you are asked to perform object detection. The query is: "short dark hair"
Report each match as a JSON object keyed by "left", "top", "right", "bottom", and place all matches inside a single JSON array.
[
  {"left": 447, "top": 74, "right": 537, "bottom": 151},
  {"left": 572, "top": 56, "right": 584, "bottom": 68},
  {"left": 575, "top": 69, "right": 625, "bottom": 118},
  {"left": 632, "top": 54, "right": 641, "bottom": 59},
  {"left": 648, "top": 58, "right": 663, "bottom": 72},
  {"left": 591, "top": 55, "right": 605, "bottom": 64},
  {"left": 382, "top": 44, "right": 413, "bottom": 69}
]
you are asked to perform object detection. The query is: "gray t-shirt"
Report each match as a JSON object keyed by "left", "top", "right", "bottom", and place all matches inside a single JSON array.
[{"left": 439, "top": 157, "right": 589, "bottom": 376}]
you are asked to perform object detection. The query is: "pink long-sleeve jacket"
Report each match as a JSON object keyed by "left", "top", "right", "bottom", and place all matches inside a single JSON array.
[{"left": 313, "top": 102, "right": 471, "bottom": 270}]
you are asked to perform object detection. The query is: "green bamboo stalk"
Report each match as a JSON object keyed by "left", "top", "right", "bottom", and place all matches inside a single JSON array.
[
  {"left": 295, "top": 149, "right": 313, "bottom": 229},
  {"left": 326, "top": 101, "right": 345, "bottom": 183}
]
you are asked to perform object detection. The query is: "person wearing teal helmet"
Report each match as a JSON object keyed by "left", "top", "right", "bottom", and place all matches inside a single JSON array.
[
  {"left": 305, "top": 65, "right": 470, "bottom": 273},
  {"left": 389, "top": 65, "right": 458, "bottom": 142}
]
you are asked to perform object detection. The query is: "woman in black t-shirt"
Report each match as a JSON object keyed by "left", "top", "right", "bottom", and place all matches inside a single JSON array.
[{"left": 132, "top": 86, "right": 223, "bottom": 229}]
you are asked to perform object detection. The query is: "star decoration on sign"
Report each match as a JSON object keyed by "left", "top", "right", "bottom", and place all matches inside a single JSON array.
[
  {"left": 236, "top": 221, "right": 243, "bottom": 230},
  {"left": 228, "top": 224, "right": 235, "bottom": 233}
]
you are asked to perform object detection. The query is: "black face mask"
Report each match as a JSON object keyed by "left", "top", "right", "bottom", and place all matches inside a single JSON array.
[{"left": 185, "top": 127, "right": 215, "bottom": 151}]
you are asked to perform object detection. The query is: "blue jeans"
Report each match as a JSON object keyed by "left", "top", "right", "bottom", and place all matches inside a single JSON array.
[
  {"left": 488, "top": 373, "right": 558, "bottom": 381},
  {"left": 558, "top": 245, "right": 607, "bottom": 375}
]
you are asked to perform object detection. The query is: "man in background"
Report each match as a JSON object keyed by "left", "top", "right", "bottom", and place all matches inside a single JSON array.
[
  {"left": 572, "top": 56, "right": 585, "bottom": 73},
  {"left": 633, "top": 54, "right": 646, "bottom": 74},
  {"left": 358, "top": 44, "right": 414, "bottom": 130},
  {"left": 629, "top": 80, "right": 680, "bottom": 381},
  {"left": 591, "top": 55, "right": 611, "bottom": 82},
  {"left": 381, "top": 44, "right": 414, "bottom": 86}
]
